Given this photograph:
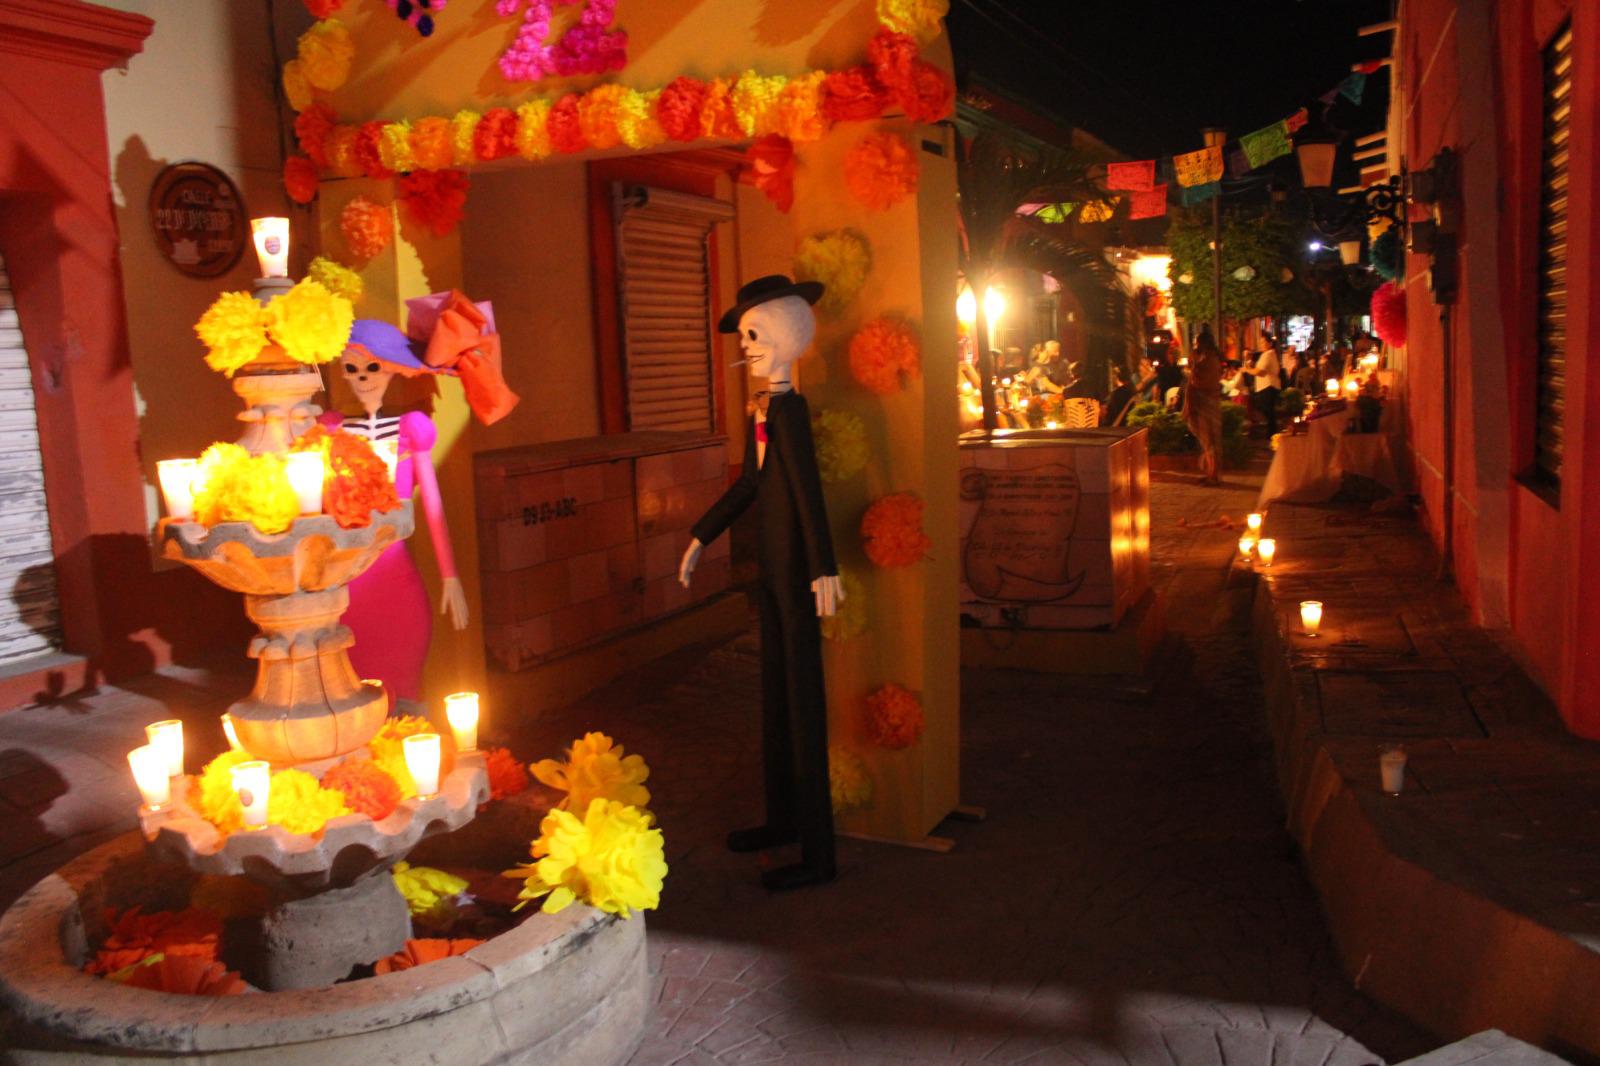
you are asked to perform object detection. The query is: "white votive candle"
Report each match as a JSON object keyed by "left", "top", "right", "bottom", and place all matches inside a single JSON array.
[
  {"left": 128, "top": 745, "right": 171, "bottom": 810},
  {"left": 1246, "top": 513, "right": 1262, "bottom": 534},
  {"left": 145, "top": 719, "right": 184, "bottom": 777},
  {"left": 1325, "top": 378, "right": 1340, "bottom": 399},
  {"left": 232, "top": 761, "right": 270, "bottom": 828},
  {"left": 156, "top": 459, "right": 197, "bottom": 520},
  {"left": 1256, "top": 538, "right": 1276, "bottom": 566},
  {"left": 1300, "top": 600, "right": 1323, "bottom": 636},
  {"left": 444, "top": 692, "right": 479, "bottom": 752},
  {"left": 404, "top": 733, "right": 442, "bottom": 798},
  {"left": 1380, "top": 745, "right": 1407, "bottom": 794},
  {"left": 1238, "top": 534, "right": 1256, "bottom": 558},
  {"left": 285, "top": 452, "right": 325, "bottom": 515}
]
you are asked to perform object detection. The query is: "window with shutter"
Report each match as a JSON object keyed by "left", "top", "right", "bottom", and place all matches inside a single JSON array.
[
  {"left": 1533, "top": 21, "right": 1572, "bottom": 490},
  {"left": 614, "top": 185, "right": 735, "bottom": 432}
]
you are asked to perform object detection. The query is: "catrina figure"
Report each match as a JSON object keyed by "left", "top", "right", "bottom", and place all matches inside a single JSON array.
[
  {"left": 323, "top": 291, "right": 517, "bottom": 701},
  {"left": 678, "top": 275, "right": 844, "bottom": 892}
]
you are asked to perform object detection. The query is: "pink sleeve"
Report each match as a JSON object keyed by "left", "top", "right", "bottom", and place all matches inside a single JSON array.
[{"left": 401, "top": 413, "right": 456, "bottom": 580}]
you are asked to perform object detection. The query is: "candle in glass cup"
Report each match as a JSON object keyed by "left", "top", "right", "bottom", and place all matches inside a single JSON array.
[
  {"left": 231, "top": 761, "right": 271, "bottom": 828},
  {"left": 1256, "top": 538, "right": 1276, "bottom": 566},
  {"left": 284, "top": 452, "right": 325, "bottom": 515},
  {"left": 404, "top": 733, "right": 442, "bottom": 797},
  {"left": 1238, "top": 534, "right": 1257, "bottom": 558},
  {"left": 1300, "top": 600, "right": 1323, "bottom": 636},
  {"left": 444, "top": 692, "right": 479, "bottom": 752},
  {"left": 370, "top": 440, "right": 400, "bottom": 484},
  {"left": 156, "top": 459, "right": 198, "bottom": 520},
  {"left": 1344, "top": 378, "right": 1360, "bottom": 398},
  {"left": 128, "top": 745, "right": 171, "bottom": 810},
  {"left": 1246, "top": 513, "right": 1262, "bottom": 534},
  {"left": 250, "top": 216, "right": 291, "bottom": 278},
  {"left": 1325, "top": 378, "right": 1340, "bottom": 399},
  {"left": 145, "top": 719, "right": 184, "bottom": 777},
  {"left": 1379, "top": 745, "right": 1407, "bottom": 794}
]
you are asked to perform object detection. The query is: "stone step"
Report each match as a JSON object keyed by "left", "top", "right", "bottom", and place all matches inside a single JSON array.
[{"left": 1398, "top": 1030, "right": 1573, "bottom": 1065}]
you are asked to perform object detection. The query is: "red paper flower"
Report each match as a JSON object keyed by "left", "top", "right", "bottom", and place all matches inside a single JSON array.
[
  {"left": 321, "top": 759, "right": 402, "bottom": 820},
  {"left": 283, "top": 155, "right": 319, "bottom": 205},
  {"left": 85, "top": 907, "right": 222, "bottom": 975},
  {"left": 548, "top": 94, "right": 587, "bottom": 154},
  {"left": 861, "top": 492, "right": 931, "bottom": 568},
  {"left": 658, "top": 76, "right": 708, "bottom": 142},
  {"left": 741, "top": 135, "right": 796, "bottom": 213},
  {"left": 294, "top": 103, "right": 337, "bottom": 167},
  {"left": 374, "top": 938, "right": 485, "bottom": 975},
  {"left": 120, "top": 954, "right": 248, "bottom": 996},
  {"left": 822, "top": 66, "right": 893, "bottom": 123},
  {"left": 399, "top": 169, "right": 470, "bottom": 239},
  {"left": 900, "top": 60, "right": 954, "bottom": 124},
  {"left": 700, "top": 79, "right": 743, "bottom": 140},
  {"left": 865, "top": 683, "right": 925, "bottom": 749},
  {"left": 868, "top": 29, "right": 919, "bottom": 92},
  {"left": 844, "top": 132, "right": 919, "bottom": 211},
  {"left": 485, "top": 747, "right": 529, "bottom": 801},
  {"left": 1372, "top": 281, "right": 1407, "bottom": 347},
  {"left": 848, "top": 318, "right": 921, "bottom": 394},
  {"left": 473, "top": 107, "right": 518, "bottom": 162},
  {"left": 303, "top": 0, "right": 345, "bottom": 16},
  {"left": 294, "top": 425, "right": 400, "bottom": 527},
  {"left": 339, "top": 196, "right": 393, "bottom": 260},
  {"left": 355, "top": 120, "right": 394, "bottom": 180}
]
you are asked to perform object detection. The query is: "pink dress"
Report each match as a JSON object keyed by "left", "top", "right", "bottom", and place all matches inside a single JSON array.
[{"left": 319, "top": 410, "right": 456, "bottom": 701}]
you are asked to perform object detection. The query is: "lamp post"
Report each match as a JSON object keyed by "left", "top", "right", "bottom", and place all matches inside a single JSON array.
[{"left": 1203, "top": 127, "right": 1227, "bottom": 341}]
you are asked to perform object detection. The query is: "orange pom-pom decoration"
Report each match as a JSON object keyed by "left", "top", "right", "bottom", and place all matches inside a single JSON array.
[
  {"left": 844, "top": 132, "right": 919, "bottom": 211},
  {"left": 339, "top": 196, "right": 393, "bottom": 260},
  {"left": 294, "top": 103, "right": 336, "bottom": 167},
  {"left": 283, "top": 155, "right": 320, "bottom": 205},
  {"left": 304, "top": 0, "right": 344, "bottom": 16},
  {"left": 485, "top": 747, "right": 529, "bottom": 801},
  {"left": 410, "top": 116, "right": 455, "bottom": 171},
  {"left": 325, "top": 125, "right": 362, "bottom": 178},
  {"left": 868, "top": 29, "right": 919, "bottom": 92},
  {"left": 848, "top": 318, "right": 921, "bottom": 395},
  {"left": 901, "top": 61, "right": 954, "bottom": 124},
  {"left": 398, "top": 169, "right": 469, "bottom": 239},
  {"left": 823, "top": 66, "right": 893, "bottom": 123},
  {"left": 861, "top": 492, "right": 931, "bottom": 568},
  {"left": 700, "top": 78, "right": 742, "bottom": 140},
  {"left": 294, "top": 425, "right": 400, "bottom": 527},
  {"left": 354, "top": 120, "right": 393, "bottom": 180},
  {"left": 865, "top": 683, "right": 925, "bottom": 749},
  {"left": 548, "top": 94, "right": 586, "bottom": 154},
  {"left": 473, "top": 107, "right": 518, "bottom": 162},
  {"left": 320, "top": 759, "right": 402, "bottom": 821},
  {"left": 658, "top": 76, "right": 707, "bottom": 142}
]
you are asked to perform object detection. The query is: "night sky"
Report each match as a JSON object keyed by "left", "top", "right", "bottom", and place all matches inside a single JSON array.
[{"left": 948, "top": 0, "right": 1394, "bottom": 162}]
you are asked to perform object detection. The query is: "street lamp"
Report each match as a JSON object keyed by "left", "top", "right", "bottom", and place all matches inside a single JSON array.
[{"left": 1295, "top": 130, "right": 1341, "bottom": 190}]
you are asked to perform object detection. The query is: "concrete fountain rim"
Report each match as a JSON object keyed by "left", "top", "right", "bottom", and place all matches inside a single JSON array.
[{"left": 158, "top": 501, "right": 415, "bottom": 561}]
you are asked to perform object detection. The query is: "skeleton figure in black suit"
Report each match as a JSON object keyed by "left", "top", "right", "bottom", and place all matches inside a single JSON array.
[{"left": 678, "top": 275, "right": 844, "bottom": 892}]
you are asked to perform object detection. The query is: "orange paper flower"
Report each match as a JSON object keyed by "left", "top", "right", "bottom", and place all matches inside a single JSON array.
[
  {"left": 340, "top": 196, "right": 393, "bottom": 260},
  {"left": 410, "top": 115, "right": 455, "bottom": 170},
  {"left": 578, "top": 84, "right": 629, "bottom": 150},
  {"left": 283, "top": 155, "right": 319, "bottom": 205},
  {"left": 868, "top": 29, "right": 919, "bottom": 92},
  {"left": 548, "top": 94, "right": 586, "bottom": 154},
  {"left": 473, "top": 107, "right": 518, "bottom": 162},
  {"left": 845, "top": 132, "right": 919, "bottom": 211},
  {"left": 865, "top": 683, "right": 925, "bottom": 749},
  {"left": 294, "top": 103, "right": 336, "bottom": 167},
  {"left": 861, "top": 492, "right": 931, "bottom": 567},
  {"left": 398, "top": 169, "right": 470, "bottom": 239},
  {"left": 116, "top": 954, "right": 249, "bottom": 996},
  {"left": 700, "top": 78, "right": 742, "bottom": 140},
  {"left": 485, "top": 746, "right": 529, "bottom": 801},
  {"left": 85, "top": 907, "right": 222, "bottom": 975},
  {"left": 901, "top": 60, "right": 954, "bottom": 124},
  {"left": 822, "top": 66, "right": 893, "bottom": 123},
  {"left": 320, "top": 759, "right": 403, "bottom": 821},
  {"left": 658, "top": 76, "right": 707, "bottom": 142},
  {"left": 354, "top": 120, "right": 393, "bottom": 180},
  {"left": 292, "top": 425, "right": 400, "bottom": 528},
  {"left": 741, "top": 135, "right": 796, "bottom": 214},
  {"left": 373, "top": 938, "right": 484, "bottom": 975},
  {"left": 325, "top": 125, "right": 362, "bottom": 178},
  {"left": 848, "top": 318, "right": 921, "bottom": 394}
]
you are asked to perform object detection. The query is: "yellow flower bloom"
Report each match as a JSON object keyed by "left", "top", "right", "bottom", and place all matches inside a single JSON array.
[
  {"left": 876, "top": 0, "right": 949, "bottom": 43},
  {"left": 197, "top": 750, "right": 252, "bottom": 834},
  {"left": 264, "top": 279, "right": 353, "bottom": 367},
  {"left": 392, "top": 861, "right": 467, "bottom": 920},
  {"left": 812, "top": 408, "right": 869, "bottom": 484},
  {"left": 377, "top": 121, "right": 416, "bottom": 174},
  {"left": 616, "top": 89, "right": 666, "bottom": 150},
  {"left": 306, "top": 256, "right": 363, "bottom": 303},
  {"left": 830, "top": 746, "right": 872, "bottom": 812},
  {"left": 195, "top": 291, "right": 268, "bottom": 376},
  {"left": 531, "top": 732, "right": 651, "bottom": 818},
  {"left": 794, "top": 231, "right": 872, "bottom": 317},
  {"left": 192, "top": 443, "right": 300, "bottom": 534},
  {"left": 297, "top": 19, "right": 354, "bottom": 93},
  {"left": 267, "top": 768, "right": 351, "bottom": 836},
  {"left": 777, "top": 71, "right": 828, "bottom": 143},
  {"left": 820, "top": 568, "right": 867, "bottom": 642},
  {"left": 514, "top": 99, "right": 552, "bottom": 160},
  {"left": 730, "top": 70, "right": 788, "bottom": 138},
  {"left": 281, "top": 60, "right": 313, "bottom": 113},
  {"left": 503, "top": 799, "right": 666, "bottom": 918},
  {"left": 373, "top": 751, "right": 418, "bottom": 799},
  {"left": 451, "top": 110, "right": 481, "bottom": 166}
]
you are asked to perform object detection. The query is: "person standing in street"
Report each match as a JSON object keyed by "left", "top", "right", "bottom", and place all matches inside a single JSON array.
[
  {"left": 1186, "top": 329, "right": 1224, "bottom": 485},
  {"left": 1245, "top": 336, "right": 1282, "bottom": 436}
]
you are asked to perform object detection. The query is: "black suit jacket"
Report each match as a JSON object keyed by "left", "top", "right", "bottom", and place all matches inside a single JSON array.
[{"left": 691, "top": 391, "right": 837, "bottom": 588}]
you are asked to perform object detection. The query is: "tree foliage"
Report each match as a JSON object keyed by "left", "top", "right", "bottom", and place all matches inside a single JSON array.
[{"left": 1166, "top": 208, "right": 1310, "bottom": 323}]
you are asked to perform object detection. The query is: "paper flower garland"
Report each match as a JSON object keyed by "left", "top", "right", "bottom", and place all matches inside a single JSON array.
[
  {"left": 340, "top": 196, "right": 393, "bottom": 260},
  {"left": 398, "top": 169, "right": 470, "bottom": 238},
  {"left": 297, "top": 19, "right": 354, "bottom": 93},
  {"left": 321, "top": 758, "right": 402, "bottom": 820},
  {"left": 813, "top": 408, "right": 870, "bottom": 483},
  {"left": 861, "top": 492, "right": 931, "bottom": 567},
  {"left": 795, "top": 231, "right": 872, "bottom": 317},
  {"left": 531, "top": 731, "right": 651, "bottom": 817},
  {"left": 496, "top": 0, "right": 628, "bottom": 83},
  {"left": 1372, "top": 281, "right": 1407, "bottom": 346},
  {"left": 503, "top": 798, "right": 666, "bottom": 917},
  {"left": 283, "top": 156, "right": 319, "bottom": 205},
  {"left": 306, "top": 256, "right": 363, "bottom": 303},
  {"left": 876, "top": 0, "right": 948, "bottom": 43},
  {"left": 820, "top": 568, "right": 867, "bottom": 641},
  {"left": 848, "top": 318, "right": 921, "bottom": 395},
  {"left": 865, "top": 683, "right": 925, "bottom": 749},
  {"left": 741, "top": 135, "right": 795, "bottom": 213},
  {"left": 829, "top": 746, "right": 872, "bottom": 812},
  {"left": 823, "top": 66, "right": 894, "bottom": 123},
  {"left": 845, "top": 132, "right": 919, "bottom": 211},
  {"left": 659, "top": 77, "right": 707, "bottom": 142}
]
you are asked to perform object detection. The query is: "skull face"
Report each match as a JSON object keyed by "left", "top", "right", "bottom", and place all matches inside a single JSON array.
[
  {"left": 342, "top": 356, "right": 395, "bottom": 416},
  {"left": 738, "top": 296, "right": 816, "bottom": 381}
]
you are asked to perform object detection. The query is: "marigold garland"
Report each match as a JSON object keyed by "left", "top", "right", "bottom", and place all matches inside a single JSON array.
[
  {"left": 354, "top": 120, "right": 393, "bottom": 180},
  {"left": 844, "top": 131, "right": 919, "bottom": 211},
  {"left": 294, "top": 103, "right": 336, "bottom": 167},
  {"left": 267, "top": 768, "right": 351, "bottom": 836},
  {"left": 531, "top": 732, "right": 651, "bottom": 817},
  {"left": 486, "top": 746, "right": 529, "bottom": 800},
  {"left": 514, "top": 99, "right": 553, "bottom": 160},
  {"left": 281, "top": 59, "right": 314, "bottom": 113},
  {"left": 195, "top": 291, "right": 267, "bottom": 375},
  {"left": 876, "top": 0, "right": 948, "bottom": 43},
  {"left": 617, "top": 88, "right": 667, "bottom": 150},
  {"left": 658, "top": 76, "right": 707, "bottom": 142},
  {"left": 548, "top": 94, "right": 586, "bottom": 153},
  {"left": 794, "top": 231, "right": 872, "bottom": 317},
  {"left": 192, "top": 443, "right": 300, "bottom": 535},
  {"left": 320, "top": 758, "right": 402, "bottom": 820},
  {"left": 699, "top": 77, "right": 742, "bottom": 140},
  {"left": 820, "top": 568, "right": 867, "bottom": 641},
  {"left": 398, "top": 169, "right": 470, "bottom": 239},
  {"left": 829, "top": 746, "right": 872, "bottom": 812},
  {"left": 306, "top": 256, "right": 363, "bottom": 303},
  {"left": 577, "top": 84, "right": 629, "bottom": 150},
  {"left": 297, "top": 19, "right": 355, "bottom": 93},
  {"left": 777, "top": 71, "right": 828, "bottom": 143},
  {"left": 340, "top": 196, "right": 394, "bottom": 260},
  {"left": 848, "top": 317, "right": 921, "bottom": 394},
  {"left": 503, "top": 798, "right": 666, "bottom": 918},
  {"left": 374, "top": 938, "right": 484, "bottom": 974},
  {"left": 283, "top": 155, "right": 320, "bottom": 205},
  {"left": 410, "top": 115, "right": 455, "bottom": 170},
  {"left": 377, "top": 120, "right": 417, "bottom": 174},
  {"left": 265, "top": 278, "right": 355, "bottom": 366},
  {"left": 451, "top": 109, "right": 482, "bottom": 165},
  {"left": 473, "top": 107, "right": 519, "bottom": 162},
  {"left": 860, "top": 492, "right": 931, "bottom": 567},
  {"left": 864, "top": 682, "right": 925, "bottom": 749},
  {"left": 823, "top": 66, "right": 894, "bottom": 123},
  {"left": 813, "top": 408, "right": 870, "bottom": 483},
  {"left": 731, "top": 70, "right": 788, "bottom": 138}
]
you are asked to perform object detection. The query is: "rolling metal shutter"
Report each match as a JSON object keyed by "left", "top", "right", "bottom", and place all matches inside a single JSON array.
[
  {"left": 614, "top": 185, "right": 734, "bottom": 432},
  {"left": 0, "top": 255, "right": 61, "bottom": 664},
  {"left": 1534, "top": 22, "right": 1572, "bottom": 486}
]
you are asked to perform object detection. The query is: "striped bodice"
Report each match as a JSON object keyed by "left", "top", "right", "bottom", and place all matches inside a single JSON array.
[{"left": 343, "top": 411, "right": 402, "bottom": 443}]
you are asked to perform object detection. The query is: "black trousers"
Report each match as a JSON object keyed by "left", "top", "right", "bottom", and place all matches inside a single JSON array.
[
  {"left": 754, "top": 578, "right": 834, "bottom": 866},
  {"left": 1254, "top": 386, "right": 1280, "bottom": 435}
]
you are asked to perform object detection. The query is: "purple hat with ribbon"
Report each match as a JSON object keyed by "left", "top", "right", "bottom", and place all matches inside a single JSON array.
[{"left": 345, "top": 319, "right": 432, "bottom": 377}]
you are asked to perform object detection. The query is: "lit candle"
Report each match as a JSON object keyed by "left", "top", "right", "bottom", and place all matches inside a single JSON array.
[
  {"left": 1361, "top": 353, "right": 1380, "bottom": 371},
  {"left": 1325, "top": 378, "right": 1340, "bottom": 399},
  {"left": 1344, "top": 378, "right": 1360, "bottom": 398},
  {"left": 1257, "top": 538, "right": 1277, "bottom": 566},
  {"left": 157, "top": 459, "right": 198, "bottom": 521},
  {"left": 128, "top": 745, "right": 171, "bottom": 810},
  {"left": 1380, "top": 745, "right": 1407, "bottom": 795},
  {"left": 403, "top": 733, "right": 442, "bottom": 798},
  {"left": 370, "top": 440, "right": 400, "bottom": 484},
  {"left": 284, "top": 452, "right": 325, "bottom": 515},
  {"left": 1238, "top": 534, "right": 1256, "bottom": 558},
  {"left": 1300, "top": 600, "right": 1323, "bottom": 636},
  {"left": 444, "top": 692, "right": 479, "bottom": 752},
  {"left": 250, "top": 217, "right": 291, "bottom": 278},
  {"left": 231, "top": 761, "right": 271, "bottom": 828},
  {"left": 145, "top": 719, "right": 184, "bottom": 777},
  {"left": 221, "top": 714, "right": 242, "bottom": 752},
  {"left": 1246, "top": 513, "right": 1262, "bottom": 534}
]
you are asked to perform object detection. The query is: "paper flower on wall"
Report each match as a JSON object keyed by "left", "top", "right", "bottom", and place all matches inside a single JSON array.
[
  {"left": 297, "top": 19, "right": 354, "bottom": 93},
  {"left": 1370, "top": 229, "right": 1403, "bottom": 281},
  {"left": 1372, "top": 281, "right": 1407, "bottom": 346},
  {"left": 354, "top": 121, "right": 394, "bottom": 180},
  {"left": 741, "top": 135, "right": 795, "bottom": 213},
  {"left": 495, "top": 0, "right": 628, "bottom": 83},
  {"left": 283, "top": 156, "right": 319, "bottom": 205},
  {"left": 375, "top": 121, "right": 416, "bottom": 174},
  {"left": 402, "top": 115, "right": 450, "bottom": 169},
  {"left": 474, "top": 107, "right": 520, "bottom": 161},
  {"left": 325, "top": 125, "right": 361, "bottom": 178},
  {"left": 861, "top": 492, "right": 932, "bottom": 567},
  {"left": 306, "top": 256, "right": 362, "bottom": 303},
  {"left": 849, "top": 318, "right": 921, "bottom": 395},
  {"left": 868, "top": 29, "right": 954, "bottom": 124},
  {"left": 514, "top": 100, "right": 553, "bottom": 160},
  {"left": 658, "top": 77, "right": 708, "bottom": 142},
  {"left": 795, "top": 231, "right": 872, "bottom": 317},
  {"left": 320, "top": 758, "right": 402, "bottom": 821},
  {"left": 845, "top": 132, "right": 920, "bottom": 211},
  {"left": 731, "top": 70, "right": 789, "bottom": 138},
  {"left": 281, "top": 60, "right": 314, "bottom": 112},
  {"left": 548, "top": 94, "right": 586, "bottom": 153},
  {"left": 531, "top": 732, "right": 651, "bottom": 817},
  {"left": 813, "top": 408, "right": 870, "bottom": 483},
  {"left": 617, "top": 88, "right": 667, "bottom": 150},
  {"left": 876, "top": 0, "right": 948, "bottom": 43},
  {"left": 340, "top": 196, "right": 394, "bottom": 260},
  {"left": 829, "top": 747, "right": 873, "bottom": 812},
  {"left": 868, "top": 29, "right": 918, "bottom": 91},
  {"left": 193, "top": 443, "right": 300, "bottom": 535},
  {"left": 485, "top": 747, "right": 529, "bottom": 800},
  {"left": 374, "top": 938, "right": 484, "bottom": 975},
  {"left": 399, "top": 169, "right": 470, "bottom": 239},
  {"left": 820, "top": 568, "right": 867, "bottom": 641},
  {"left": 294, "top": 104, "right": 336, "bottom": 167},
  {"left": 699, "top": 77, "right": 742, "bottom": 140},
  {"left": 822, "top": 66, "right": 894, "bottom": 123},
  {"left": 503, "top": 798, "right": 666, "bottom": 917},
  {"left": 450, "top": 110, "right": 482, "bottom": 164},
  {"left": 777, "top": 71, "right": 828, "bottom": 143},
  {"left": 865, "top": 683, "right": 925, "bottom": 749},
  {"left": 195, "top": 292, "right": 267, "bottom": 375}
]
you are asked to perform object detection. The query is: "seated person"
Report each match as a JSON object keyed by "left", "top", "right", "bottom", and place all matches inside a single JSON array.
[{"left": 1102, "top": 365, "right": 1137, "bottom": 427}]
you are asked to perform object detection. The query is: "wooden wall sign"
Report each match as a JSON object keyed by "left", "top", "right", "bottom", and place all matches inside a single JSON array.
[{"left": 147, "top": 162, "right": 248, "bottom": 278}]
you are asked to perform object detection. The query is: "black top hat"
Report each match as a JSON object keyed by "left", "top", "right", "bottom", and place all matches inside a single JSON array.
[{"left": 717, "top": 274, "right": 825, "bottom": 334}]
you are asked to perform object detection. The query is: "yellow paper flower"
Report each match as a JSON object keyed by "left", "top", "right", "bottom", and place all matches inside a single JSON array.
[
  {"left": 795, "top": 231, "right": 872, "bottom": 317},
  {"left": 192, "top": 443, "right": 300, "bottom": 534},
  {"left": 813, "top": 408, "right": 869, "bottom": 483},
  {"left": 877, "top": 0, "right": 949, "bottom": 42},
  {"left": 197, "top": 750, "right": 252, "bottom": 834},
  {"left": 264, "top": 279, "right": 353, "bottom": 367},
  {"left": 297, "top": 19, "right": 354, "bottom": 93},
  {"left": 616, "top": 89, "right": 667, "bottom": 150},
  {"left": 281, "top": 60, "right": 313, "bottom": 113},
  {"left": 267, "top": 769, "right": 351, "bottom": 836},
  {"left": 578, "top": 84, "right": 629, "bottom": 150},
  {"left": 377, "top": 121, "right": 416, "bottom": 174},
  {"left": 195, "top": 291, "right": 268, "bottom": 376},
  {"left": 392, "top": 861, "right": 468, "bottom": 920},
  {"left": 306, "top": 256, "right": 362, "bottom": 303},
  {"left": 730, "top": 70, "right": 788, "bottom": 137},
  {"left": 777, "top": 71, "right": 828, "bottom": 143},
  {"left": 830, "top": 746, "right": 872, "bottom": 812},
  {"left": 451, "top": 110, "right": 481, "bottom": 166},
  {"left": 514, "top": 99, "right": 552, "bottom": 160},
  {"left": 531, "top": 732, "right": 651, "bottom": 817},
  {"left": 820, "top": 568, "right": 867, "bottom": 641},
  {"left": 503, "top": 799, "right": 666, "bottom": 918}
]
